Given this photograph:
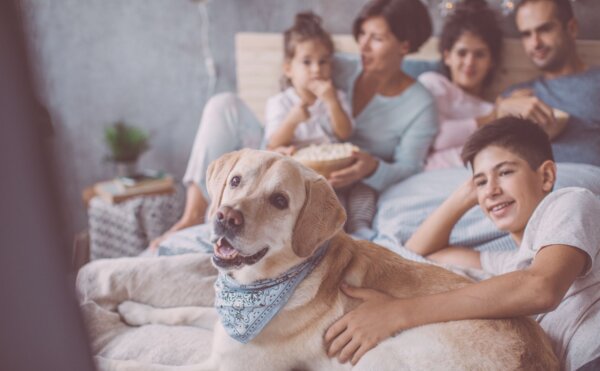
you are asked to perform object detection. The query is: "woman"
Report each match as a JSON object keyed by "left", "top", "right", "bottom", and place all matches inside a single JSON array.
[
  {"left": 151, "top": 0, "right": 437, "bottom": 249},
  {"left": 419, "top": 0, "right": 502, "bottom": 170}
]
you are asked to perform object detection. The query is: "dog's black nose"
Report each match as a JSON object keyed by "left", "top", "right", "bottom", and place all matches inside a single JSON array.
[{"left": 216, "top": 205, "right": 244, "bottom": 230}]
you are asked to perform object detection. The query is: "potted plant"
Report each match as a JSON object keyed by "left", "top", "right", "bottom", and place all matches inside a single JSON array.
[{"left": 104, "top": 121, "right": 149, "bottom": 177}]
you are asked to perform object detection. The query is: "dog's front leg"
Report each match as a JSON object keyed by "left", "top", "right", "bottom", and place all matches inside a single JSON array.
[{"left": 118, "top": 300, "right": 218, "bottom": 329}]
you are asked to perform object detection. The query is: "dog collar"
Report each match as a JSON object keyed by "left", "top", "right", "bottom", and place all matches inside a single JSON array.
[{"left": 214, "top": 242, "right": 330, "bottom": 343}]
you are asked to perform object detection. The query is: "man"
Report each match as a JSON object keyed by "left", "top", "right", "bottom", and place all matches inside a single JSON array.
[{"left": 496, "top": 0, "right": 600, "bottom": 166}]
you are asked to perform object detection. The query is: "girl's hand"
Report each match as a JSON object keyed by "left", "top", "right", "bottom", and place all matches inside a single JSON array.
[
  {"left": 308, "top": 79, "right": 337, "bottom": 105},
  {"left": 328, "top": 151, "right": 378, "bottom": 189},
  {"left": 325, "top": 284, "right": 401, "bottom": 365},
  {"left": 289, "top": 102, "right": 310, "bottom": 124}
]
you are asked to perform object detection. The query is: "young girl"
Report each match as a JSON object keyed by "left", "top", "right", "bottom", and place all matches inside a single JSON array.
[{"left": 264, "top": 12, "right": 376, "bottom": 237}]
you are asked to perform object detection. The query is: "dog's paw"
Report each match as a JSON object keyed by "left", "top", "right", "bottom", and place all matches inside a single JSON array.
[{"left": 118, "top": 300, "right": 154, "bottom": 326}]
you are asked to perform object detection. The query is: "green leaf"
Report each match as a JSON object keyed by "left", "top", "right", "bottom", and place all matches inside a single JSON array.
[{"left": 103, "top": 121, "right": 150, "bottom": 162}]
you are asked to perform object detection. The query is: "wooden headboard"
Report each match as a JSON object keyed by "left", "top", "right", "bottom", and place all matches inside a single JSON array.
[{"left": 236, "top": 32, "right": 600, "bottom": 123}]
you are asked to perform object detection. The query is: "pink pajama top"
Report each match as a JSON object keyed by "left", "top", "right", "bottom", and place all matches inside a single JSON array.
[{"left": 418, "top": 72, "right": 494, "bottom": 170}]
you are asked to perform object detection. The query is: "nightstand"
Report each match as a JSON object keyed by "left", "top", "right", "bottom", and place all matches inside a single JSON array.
[{"left": 86, "top": 184, "right": 185, "bottom": 259}]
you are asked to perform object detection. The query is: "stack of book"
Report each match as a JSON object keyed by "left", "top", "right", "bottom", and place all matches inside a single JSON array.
[{"left": 93, "top": 171, "right": 175, "bottom": 204}]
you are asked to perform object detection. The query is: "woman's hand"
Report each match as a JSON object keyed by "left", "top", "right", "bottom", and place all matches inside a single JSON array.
[
  {"left": 325, "top": 284, "right": 403, "bottom": 365},
  {"left": 328, "top": 151, "right": 378, "bottom": 189}
]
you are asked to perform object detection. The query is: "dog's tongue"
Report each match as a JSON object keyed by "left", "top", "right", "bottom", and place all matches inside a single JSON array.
[{"left": 215, "top": 238, "right": 239, "bottom": 260}]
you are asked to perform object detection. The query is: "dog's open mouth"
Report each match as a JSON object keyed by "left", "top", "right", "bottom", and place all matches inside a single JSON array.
[{"left": 212, "top": 237, "right": 269, "bottom": 269}]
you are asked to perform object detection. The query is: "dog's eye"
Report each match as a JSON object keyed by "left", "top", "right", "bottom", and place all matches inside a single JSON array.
[
  {"left": 230, "top": 176, "right": 241, "bottom": 188},
  {"left": 270, "top": 193, "right": 289, "bottom": 210}
]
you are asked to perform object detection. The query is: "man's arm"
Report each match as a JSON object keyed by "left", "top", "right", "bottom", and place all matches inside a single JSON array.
[
  {"left": 325, "top": 243, "right": 589, "bottom": 364},
  {"left": 405, "top": 179, "right": 479, "bottom": 265},
  {"left": 495, "top": 90, "right": 567, "bottom": 140}
]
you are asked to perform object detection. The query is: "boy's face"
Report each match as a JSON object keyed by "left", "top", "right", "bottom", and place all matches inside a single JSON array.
[{"left": 472, "top": 145, "right": 555, "bottom": 244}]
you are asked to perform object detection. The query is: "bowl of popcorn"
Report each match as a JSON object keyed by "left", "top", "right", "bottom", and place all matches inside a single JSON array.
[{"left": 292, "top": 143, "right": 359, "bottom": 178}]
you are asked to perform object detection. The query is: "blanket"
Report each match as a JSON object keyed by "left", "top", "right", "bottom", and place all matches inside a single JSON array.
[
  {"left": 77, "top": 254, "right": 217, "bottom": 367},
  {"left": 78, "top": 163, "right": 600, "bottom": 369}
]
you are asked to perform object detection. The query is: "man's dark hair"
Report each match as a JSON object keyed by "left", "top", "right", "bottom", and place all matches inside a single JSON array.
[
  {"left": 353, "top": 0, "right": 432, "bottom": 53},
  {"left": 461, "top": 116, "right": 554, "bottom": 170},
  {"left": 439, "top": 0, "right": 503, "bottom": 89},
  {"left": 515, "top": 0, "right": 574, "bottom": 25}
]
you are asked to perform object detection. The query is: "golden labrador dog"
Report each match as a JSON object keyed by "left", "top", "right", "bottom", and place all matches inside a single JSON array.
[{"left": 115, "top": 148, "right": 558, "bottom": 371}]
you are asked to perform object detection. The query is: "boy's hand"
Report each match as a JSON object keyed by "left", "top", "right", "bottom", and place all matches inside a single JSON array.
[
  {"left": 308, "top": 79, "right": 337, "bottom": 105},
  {"left": 453, "top": 178, "right": 479, "bottom": 210},
  {"left": 325, "top": 284, "right": 402, "bottom": 365}
]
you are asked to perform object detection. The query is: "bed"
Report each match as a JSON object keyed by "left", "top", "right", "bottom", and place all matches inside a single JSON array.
[{"left": 78, "top": 33, "right": 600, "bottom": 369}]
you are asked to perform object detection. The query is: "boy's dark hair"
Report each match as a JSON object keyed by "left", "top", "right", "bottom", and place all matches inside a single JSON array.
[
  {"left": 439, "top": 0, "right": 503, "bottom": 88},
  {"left": 353, "top": 0, "right": 432, "bottom": 53},
  {"left": 515, "top": 0, "right": 574, "bottom": 25},
  {"left": 461, "top": 117, "right": 554, "bottom": 170}
]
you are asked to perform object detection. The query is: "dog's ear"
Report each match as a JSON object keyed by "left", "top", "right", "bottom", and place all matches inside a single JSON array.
[
  {"left": 292, "top": 177, "right": 346, "bottom": 257},
  {"left": 205, "top": 150, "right": 243, "bottom": 218}
]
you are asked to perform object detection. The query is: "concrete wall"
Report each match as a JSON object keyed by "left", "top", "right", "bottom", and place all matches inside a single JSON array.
[{"left": 20, "top": 0, "right": 600, "bottom": 245}]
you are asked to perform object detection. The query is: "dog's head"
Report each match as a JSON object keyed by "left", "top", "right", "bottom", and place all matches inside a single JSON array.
[{"left": 206, "top": 149, "right": 346, "bottom": 281}]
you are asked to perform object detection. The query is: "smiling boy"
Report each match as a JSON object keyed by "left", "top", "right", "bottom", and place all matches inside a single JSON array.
[{"left": 325, "top": 117, "right": 600, "bottom": 371}]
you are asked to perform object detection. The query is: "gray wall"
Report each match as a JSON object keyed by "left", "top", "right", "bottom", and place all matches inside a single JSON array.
[{"left": 20, "top": 0, "right": 600, "bottom": 245}]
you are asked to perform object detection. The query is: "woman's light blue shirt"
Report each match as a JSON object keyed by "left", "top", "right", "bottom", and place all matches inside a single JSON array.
[{"left": 333, "top": 53, "right": 438, "bottom": 192}]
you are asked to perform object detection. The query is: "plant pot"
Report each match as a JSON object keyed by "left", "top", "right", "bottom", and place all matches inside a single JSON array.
[{"left": 114, "top": 161, "right": 137, "bottom": 177}]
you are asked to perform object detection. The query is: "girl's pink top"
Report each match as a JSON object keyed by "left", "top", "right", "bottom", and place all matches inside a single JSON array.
[{"left": 418, "top": 72, "right": 494, "bottom": 170}]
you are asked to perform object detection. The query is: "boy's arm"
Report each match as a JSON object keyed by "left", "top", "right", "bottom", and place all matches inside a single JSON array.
[
  {"left": 427, "top": 246, "right": 482, "bottom": 269},
  {"left": 405, "top": 179, "right": 478, "bottom": 261},
  {"left": 326, "top": 243, "right": 589, "bottom": 364},
  {"left": 310, "top": 81, "right": 352, "bottom": 141}
]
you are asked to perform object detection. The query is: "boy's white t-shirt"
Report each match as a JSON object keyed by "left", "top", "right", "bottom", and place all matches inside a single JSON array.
[
  {"left": 480, "top": 187, "right": 600, "bottom": 371},
  {"left": 264, "top": 87, "right": 354, "bottom": 148}
]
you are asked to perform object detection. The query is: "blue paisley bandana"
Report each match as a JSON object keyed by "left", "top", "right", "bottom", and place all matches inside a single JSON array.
[{"left": 214, "top": 242, "right": 330, "bottom": 343}]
